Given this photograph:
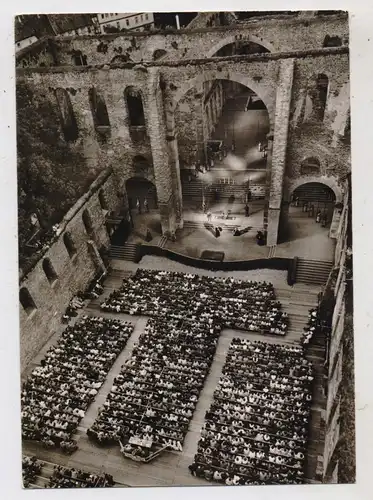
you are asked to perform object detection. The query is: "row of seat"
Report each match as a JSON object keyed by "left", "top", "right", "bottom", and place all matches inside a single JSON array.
[
  {"left": 89, "top": 317, "right": 222, "bottom": 452},
  {"left": 21, "top": 316, "right": 133, "bottom": 450},
  {"left": 189, "top": 338, "right": 313, "bottom": 486},
  {"left": 100, "top": 269, "right": 289, "bottom": 336},
  {"left": 22, "top": 456, "right": 115, "bottom": 489}
]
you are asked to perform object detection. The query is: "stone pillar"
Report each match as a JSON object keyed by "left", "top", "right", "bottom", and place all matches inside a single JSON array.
[
  {"left": 146, "top": 68, "right": 183, "bottom": 236},
  {"left": 195, "top": 88, "right": 207, "bottom": 163},
  {"left": 87, "top": 240, "right": 107, "bottom": 275},
  {"left": 69, "top": 86, "right": 103, "bottom": 171},
  {"left": 267, "top": 59, "right": 294, "bottom": 246}
]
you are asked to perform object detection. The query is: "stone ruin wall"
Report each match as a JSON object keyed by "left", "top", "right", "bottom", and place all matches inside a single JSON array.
[{"left": 19, "top": 171, "right": 121, "bottom": 373}]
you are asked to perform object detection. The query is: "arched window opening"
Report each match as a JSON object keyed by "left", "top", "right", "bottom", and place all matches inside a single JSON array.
[
  {"left": 63, "top": 232, "right": 76, "bottom": 258},
  {"left": 42, "top": 258, "right": 58, "bottom": 284},
  {"left": 71, "top": 49, "right": 87, "bottom": 66},
  {"left": 89, "top": 87, "right": 110, "bottom": 130},
  {"left": 133, "top": 155, "right": 151, "bottom": 177},
  {"left": 315, "top": 74, "right": 329, "bottom": 121},
  {"left": 20, "top": 287, "right": 37, "bottom": 315},
  {"left": 82, "top": 209, "right": 94, "bottom": 236},
  {"left": 126, "top": 177, "right": 158, "bottom": 212},
  {"left": 153, "top": 49, "right": 167, "bottom": 61},
  {"left": 98, "top": 189, "right": 108, "bottom": 210},
  {"left": 111, "top": 53, "right": 132, "bottom": 64},
  {"left": 323, "top": 35, "right": 342, "bottom": 47},
  {"left": 55, "top": 88, "right": 79, "bottom": 141},
  {"left": 124, "top": 87, "right": 145, "bottom": 127},
  {"left": 300, "top": 157, "right": 321, "bottom": 175},
  {"left": 214, "top": 41, "right": 270, "bottom": 58}
]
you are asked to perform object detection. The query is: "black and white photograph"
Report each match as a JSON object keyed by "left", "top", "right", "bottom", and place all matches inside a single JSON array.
[{"left": 12, "top": 8, "right": 356, "bottom": 490}]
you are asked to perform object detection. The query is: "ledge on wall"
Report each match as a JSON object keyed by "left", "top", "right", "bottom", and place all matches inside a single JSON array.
[
  {"left": 16, "top": 46, "right": 349, "bottom": 74},
  {"left": 19, "top": 167, "right": 113, "bottom": 282}
]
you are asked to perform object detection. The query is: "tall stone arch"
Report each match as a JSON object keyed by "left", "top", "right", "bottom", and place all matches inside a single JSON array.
[
  {"left": 286, "top": 175, "right": 342, "bottom": 203},
  {"left": 285, "top": 175, "right": 343, "bottom": 239},
  {"left": 205, "top": 34, "right": 277, "bottom": 58},
  {"left": 172, "top": 70, "right": 275, "bottom": 130}
]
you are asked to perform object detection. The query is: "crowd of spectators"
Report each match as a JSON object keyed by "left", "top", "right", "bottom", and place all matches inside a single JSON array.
[
  {"left": 189, "top": 339, "right": 313, "bottom": 485},
  {"left": 21, "top": 316, "right": 133, "bottom": 451},
  {"left": 89, "top": 316, "right": 222, "bottom": 453},
  {"left": 48, "top": 465, "right": 115, "bottom": 488},
  {"left": 22, "top": 456, "right": 42, "bottom": 487},
  {"left": 101, "top": 269, "right": 288, "bottom": 336},
  {"left": 22, "top": 456, "right": 115, "bottom": 488},
  {"left": 302, "top": 308, "right": 319, "bottom": 345},
  {"left": 301, "top": 306, "right": 332, "bottom": 347},
  {"left": 62, "top": 274, "right": 105, "bottom": 323},
  {"left": 90, "top": 270, "right": 290, "bottom": 459}
]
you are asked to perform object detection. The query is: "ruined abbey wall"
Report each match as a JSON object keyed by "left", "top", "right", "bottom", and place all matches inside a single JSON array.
[
  {"left": 18, "top": 45, "right": 349, "bottom": 240},
  {"left": 16, "top": 13, "right": 349, "bottom": 68},
  {"left": 19, "top": 171, "right": 121, "bottom": 372}
]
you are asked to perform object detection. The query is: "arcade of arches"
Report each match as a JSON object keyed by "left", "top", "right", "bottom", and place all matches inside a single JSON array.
[
  {"left": 18, "top": 18, "right": 350, "bottom": 259},
  {"left": 120, "top": 67, "right": 345, "bottom": 262}
]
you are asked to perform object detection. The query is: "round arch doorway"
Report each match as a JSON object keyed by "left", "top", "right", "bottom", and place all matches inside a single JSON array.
[
  {"left": 126, "top": 177, "right": 161, "bottom": 240},
  {"left": 292, "top": 182, "right": 336, "bottom": 216},
  {"left": 279, "top": 182, "right": 337, "bottom": 259},
  {"left": 176, "top": 78, "right": 270, "bottom": 241}
]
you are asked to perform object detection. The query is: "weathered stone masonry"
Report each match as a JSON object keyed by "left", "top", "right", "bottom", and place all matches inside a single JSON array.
[
  {"left": 18, "top": 44, "right": 349, "bottom": 242},
  {"left": 16, "top": 13, "right": 349, "bottom": 68},
  {"left": 19, "top": 170, "right": 122, "bottom": 373}
]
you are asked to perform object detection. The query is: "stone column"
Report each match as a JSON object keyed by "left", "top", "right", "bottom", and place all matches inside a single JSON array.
[
  {"left": 194, "top": 87, "right": 207, "bottom": 163},
  {"left": 146, "top": 68, "right": 183, "bottom": 236},
  {"left": 267, "top": 59, "right": 294, "bottom": 246}
]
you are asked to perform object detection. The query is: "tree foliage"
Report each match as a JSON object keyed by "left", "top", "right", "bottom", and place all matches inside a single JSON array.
[{"left": 17, "top": 82, "right": 93, "bottom": 266}]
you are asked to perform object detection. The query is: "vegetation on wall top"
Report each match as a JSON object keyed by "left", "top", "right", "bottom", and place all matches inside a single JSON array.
[{"left": 16, "top": 82, "right": 92, "bottom": 270}]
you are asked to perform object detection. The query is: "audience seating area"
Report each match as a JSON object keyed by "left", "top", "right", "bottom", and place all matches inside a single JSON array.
[
  {"left": 301, "top": 306, "right": 331, "bottom": 347},
  {"left": 21, "top": 268, "right": 314, "bottom": 487},
  {"left": 21, "top": 316, "right": 133, "bottom": 451},
  {"left": 101, "top": 269, "right": 289, "bottom": 336},
  {"left": 87, "top": 269, "right": 291, "bottom": 460},
  {"left": 22, "top": 456, "right": 115, "bottom": 488},
  {"left": 189, "top": 339, "right": 313, "bottom": 485},
  {"left": 88, "top": 316, "right": 222, "bottom": 454}
]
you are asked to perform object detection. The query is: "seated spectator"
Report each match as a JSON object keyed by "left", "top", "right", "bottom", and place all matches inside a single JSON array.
[
  {"left": 188, "top": 338, "right": 312, "bottom": 485},
  {"left": 21, "top": 317, "right": 133, "bottom": 449}
]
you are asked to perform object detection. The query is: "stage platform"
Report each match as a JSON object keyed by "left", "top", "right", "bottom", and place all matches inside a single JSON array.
[{"left": 127, "top": 203, "right": 335, "bottom": 262}]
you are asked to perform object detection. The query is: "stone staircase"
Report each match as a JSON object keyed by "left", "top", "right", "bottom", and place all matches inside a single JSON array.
[
  {"left": 86, "top": 269, "right": 134, "bottom": 309},
  {"left": 158, "top": 235, "right": 167, "bottom": 248},
  {"left": 295, "top": 183, "right": 335, "bottom": 205},
  {"left": 183, "top": 220, "right": 237, "bottom": 231},
  {"left": 109, "top": 243, "right": 139, "bottom": 262},
  {"left": 304, "top": 325, "right": 328, "bottom": 482},
  {"left": 295, "top": 258, "right": 333, "bottom": 286},
  {"left": 181, "top": 179, "right": 265, "bottom": 201},
  {"left": 267, "top": 245, "right": 276, "bottom": 258},
  {"left": 275, "top": 282, "right": 327, "bottom": 481},
  {"left": 183, "top": 218, "right": 262, "bottom": 232},
  {"left": 275, "top": 285, "right": 320, "bottom": 345}
]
